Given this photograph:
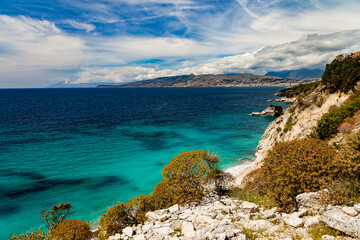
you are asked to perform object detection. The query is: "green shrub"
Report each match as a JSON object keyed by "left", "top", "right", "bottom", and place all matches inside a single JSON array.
[
  {"left": 100, "top": 150, "right": 220, "bottom": 238},
  {"left": 127, "top": 194, "right": 155, "bottom": 224},
  {"left": 10, "top": 228, "right": 48, "bottom": 240},
  {"left": 245, "top": 139, "right": 336, "bottom": 211},
  {"left": 321, "top": 53, "right": 360, "bottom": 93},
  {"left": 154, "top": 149, "right": 219, "bottom": 208},
  {"left": 316, "top": 91, "right": 360, "bottom": 139},
  {"left": 278, "top": 81, "right": 320, "bottom": 97},
  {"left": 283, "top": 112, "right": 295, "bottom": 133},
  {"left": 51, "top": 220, "right": 91, "bottom": 240},
  {"left": 99, "top": 202, "right": 134, "bottom": 238},
  {"left": 327, "top": 132, "right": 360, "bottom": 204},
  {"left": 40, "top": 202, "right": 75, "bottom": 231}
]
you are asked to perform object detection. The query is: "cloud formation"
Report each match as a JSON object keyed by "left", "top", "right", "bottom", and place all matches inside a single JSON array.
[
  {"left": 65, "top": 20, "right": 96, "bottom": 32},
  {"left": 73, "top": 29, "right": 360, "bottom": 84},
  {"left": 0, "top": 15, "right": 86, "bottom": 73},
  {"left": 1, "top": 0, "right": 360, "bottom": 87}
]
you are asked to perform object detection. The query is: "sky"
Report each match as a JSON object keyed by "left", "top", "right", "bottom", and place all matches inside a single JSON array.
[{"left": 1, "top": 0, "right": 360, "bottom": 88}]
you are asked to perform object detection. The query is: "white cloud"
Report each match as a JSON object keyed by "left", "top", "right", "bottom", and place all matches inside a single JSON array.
[
  {"left": 65, "top": 20, "right": 95, "bottom": 32},
  {"left": 0, "top": 15, "right": 86, "bottom": 73},
  {"left": 73, "top": 29, "right": 360, "bottom": 84},
  {"left": 87, "top": 36, "right": 214, "bottom": 65}
]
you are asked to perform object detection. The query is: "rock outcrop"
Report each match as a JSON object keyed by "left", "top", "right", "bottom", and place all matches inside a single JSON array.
[
  {"left": 107, "top": 190, "right": 358, "bottom": 240},
  {"left": 321, "top": 206, "right": 360, "bottom": 238},
  {"left": 251, "top": 105, "right": 283, "bottom": 117},
  {"left": 254, "top": 86, "right": 350, "bottom": 164},
  {"left": 229, "top": 86, "right": 351, "bottom": 185}
]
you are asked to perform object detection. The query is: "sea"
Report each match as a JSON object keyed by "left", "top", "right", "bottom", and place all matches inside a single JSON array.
[{"left": 0, "top": 87, "right": 284, "bottom": 239}]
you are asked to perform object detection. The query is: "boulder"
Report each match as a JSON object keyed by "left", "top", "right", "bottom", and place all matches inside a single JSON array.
[
  {"left": 142, "top": 224, "right": 153, "bottom": 233},
  {"left": 251, "top": 105, "right": 283, "bottom": 117},
  {"left": 262, "top": 207, "right": 277, "bottom": 219},
  {"left": 182, "top": 221, "right": 196, "bottom": 238},
  {"left": 178, "top": 209, "right": 192, "bottom": 220},
  {"left": 234, "top": 234, "right": 246, "bottom": 240},
  {"left": 304, "top": 216, "right": 320, "bottom": 228},
  {"left": 108, "top": 233, "right": 121, "bottom": 240},
  {"left": 354, "top": 203, "right": 360, "bottom": 213},
  {"left": 239, "top": 201, "right": 258, "bottom": 213},
  {"left": 133, "top": 234, "right": 146, "bottom": 240},
  {"left": 168, "top": 204, "right": 179, "bottom": 214},
  {"left": 123, "top": 227, "right": 133, "bottom": 237},
  {"left": 321, "top": 235, "right": 335, "bottom": 240},
  {"left": 240, "top": 219, "right": 274, "bottom": 231},
  {"left": 153, "top": 226, "right": 174, "bottom": 235},
  {"left": 296, "top": 189, "right": 328, "bottom": 211},
  {"left": 146, "top": 212, "right": 159, "bottom": 221},
  {"left": 284, "top": 214, "right": 303, "bottom": 228},
  {"left": 158, "top": 214, "right": 169, "bottom": 222},
  {"left": 342, "top": 206, "right": 358, "bottom": 217},
  {"left": 321, "top": 208, "right": 360, "bottom": 238}
]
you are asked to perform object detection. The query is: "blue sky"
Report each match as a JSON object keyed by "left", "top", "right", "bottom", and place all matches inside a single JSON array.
[{"left": 1, "top": 0, "right": 360, "bottom": 87}]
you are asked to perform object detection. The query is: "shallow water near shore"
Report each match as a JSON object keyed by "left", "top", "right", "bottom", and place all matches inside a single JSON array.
[{"left": 0, "top": 87, "right": 283, "bottom": 238}]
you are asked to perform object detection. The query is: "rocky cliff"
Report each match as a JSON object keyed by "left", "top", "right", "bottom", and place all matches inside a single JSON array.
[{"left": 230, "top": 84, "right": 351, "bottom": 185}]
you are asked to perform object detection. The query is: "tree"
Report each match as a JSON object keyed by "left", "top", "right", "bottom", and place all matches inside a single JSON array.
[
  {"left": 40, "top": 202, "right": 75, "bottom": 231},
  {"left": 153, "top": 150, "right": 220, "bottom": 208}
]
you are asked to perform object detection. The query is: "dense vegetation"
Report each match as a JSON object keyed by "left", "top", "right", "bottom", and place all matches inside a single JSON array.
[
  {"left": 243, "top": 139, "right": 336, "bottom": 211},
  {"left": 99, "top": 150, "right": 223, "bottom": 238},
  {"left": 10, "top": 203, "right": 91, "bottom": 240},
  {"left": 51, "top": 220, "right": 92, "bottom": 240},
  {"left": 316, "top": 91, "right": 360, "bottom": 139},
  {"left": 321, "top": 53, "right": 360, "bottom": 93},
  {"left": 278, "top": 81, "right": 320, "bottom": 97}
]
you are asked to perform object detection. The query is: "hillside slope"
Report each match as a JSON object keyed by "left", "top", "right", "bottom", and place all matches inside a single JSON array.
[{"left": 97, "top": 74, "right": 317, "bottom": 88}]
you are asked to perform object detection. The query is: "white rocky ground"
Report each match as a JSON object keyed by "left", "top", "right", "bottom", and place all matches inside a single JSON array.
[{"left": 107, "top": 190, "right": 360, "bottom": 240}]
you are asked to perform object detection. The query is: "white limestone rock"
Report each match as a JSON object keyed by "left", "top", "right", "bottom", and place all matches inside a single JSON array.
[
  {"left": 284, "top": 214, "right": 303, "bottom": 228},
  {"left": 321, "top": 235, "right": 335, "bottom": 240},
  {"left": 123, "top": 227, "right": 133, "bottom": 237},
  {"left": 146, "top": 212, "right": 159, "bottom": 221},
  {"left": 182, "top": 221, "right": 196, "bottom": 238},
  {"left": 168, "top": 204, "right": 179, "bottom": 214},
  {"left": 240, "top": 219, "right": 274, "bottom": 232},
  {"left": 234, "top": 234, "right": 246, "bottom": 240},
  {"left": 158, "top": 214, "right": 169, "bottom": 222},
  {"left": 321, "top": 208, "right": 360, "bottom": 238},
  {"left": 133, "top": 234, "right": 146, "bottom": 240},
  {"left": 153, "top": 226, "right": 174, "bottom": 235},
  {"left": 342, "top": 206, "right": 358, "bottom": 217},
  {"left": 295, "top": 189, "right": 328, "bottom": 211},
  {"left": 262, "top": 207, "right": 277, "bottom": 219},
  {"left": 239, "top": 201, "right": 258, "bottom": 213},
  {"left": 304, "top": 216, "right": 320, "bottom": 228},
  {"left": 353, "top": 203, "right": 360, "bottom": 213}
]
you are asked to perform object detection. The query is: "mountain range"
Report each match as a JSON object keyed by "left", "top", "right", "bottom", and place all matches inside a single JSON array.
[{"left": 97, "top": 74, "right": 318, "bottom": 88}]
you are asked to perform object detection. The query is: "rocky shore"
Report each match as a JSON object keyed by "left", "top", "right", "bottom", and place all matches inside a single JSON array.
[
  {"left": 251, "top": 105, "right": 283, "bottom": 117},
  {"left": 107, "top": 190, "right": 359, "bottom": 240}
]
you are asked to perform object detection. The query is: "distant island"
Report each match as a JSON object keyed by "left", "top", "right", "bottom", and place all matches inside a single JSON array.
[{"left": 96, "top": 73, "right": 319, "bottom": 88}]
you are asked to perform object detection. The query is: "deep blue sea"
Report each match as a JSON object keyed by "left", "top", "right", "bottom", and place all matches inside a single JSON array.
[{"left": 0, "top": 87, "right": 283, "bottom": 238}]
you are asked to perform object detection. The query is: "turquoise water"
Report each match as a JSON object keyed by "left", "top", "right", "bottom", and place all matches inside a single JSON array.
[{"left": 0, "top": 87, "right": 283, "bottom": 238}]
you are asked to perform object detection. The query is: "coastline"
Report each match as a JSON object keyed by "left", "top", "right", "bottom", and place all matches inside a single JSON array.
[{"left": 225, "top": 160, "right": 256, "bottom": 185}]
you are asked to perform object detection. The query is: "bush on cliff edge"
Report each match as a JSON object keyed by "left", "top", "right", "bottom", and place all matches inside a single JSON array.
[
  {"left": 244, "top": 139, "right": 336, "bottom": 211},
  {"left": 99, "top": 150, "right": 221, "bottom": 238}
]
